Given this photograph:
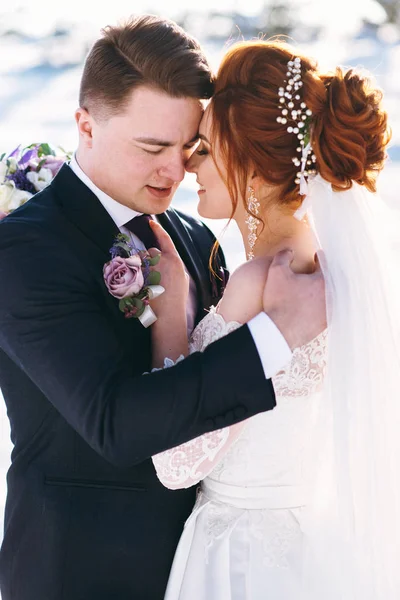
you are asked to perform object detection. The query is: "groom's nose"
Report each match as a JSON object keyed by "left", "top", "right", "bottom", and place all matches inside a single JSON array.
[{"left": 158, "top": 155, "right": 185, "bottom": 183}]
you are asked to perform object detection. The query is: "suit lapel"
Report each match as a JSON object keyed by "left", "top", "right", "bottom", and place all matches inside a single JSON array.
[
  {"left": 158, "top": 209, "right": 213, "bottom": 319},
  {"left": 50, "top": 164, "right": 119, "bottom": 260},
  {"left": 50, "top": 165, "right": 150, "bottom": 349}
]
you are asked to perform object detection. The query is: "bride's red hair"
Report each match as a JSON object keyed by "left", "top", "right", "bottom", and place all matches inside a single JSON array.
[{"left": 210, "top": 40, "right": 391, "bottom": 219}]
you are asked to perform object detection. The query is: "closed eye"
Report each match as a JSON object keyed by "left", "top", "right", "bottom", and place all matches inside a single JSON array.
[{"left": 143, "top": 148, "right": 163, "bottom": 155}]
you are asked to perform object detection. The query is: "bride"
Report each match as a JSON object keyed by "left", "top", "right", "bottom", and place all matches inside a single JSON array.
[{"left": 148, "top": 40, "right": 400, "bottom": 599}]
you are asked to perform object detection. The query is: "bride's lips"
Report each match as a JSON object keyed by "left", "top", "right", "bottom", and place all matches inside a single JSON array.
[
  {"left": 146, "top": 185, "right": 173, "bottom": 199},
  {"left": 197, "top": 182, "right": 206, "bottom": 195}
]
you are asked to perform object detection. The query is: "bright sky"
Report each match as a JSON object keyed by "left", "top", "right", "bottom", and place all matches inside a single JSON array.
[{"left": 0, "top": 0, "right": 387, "bottom": 37}]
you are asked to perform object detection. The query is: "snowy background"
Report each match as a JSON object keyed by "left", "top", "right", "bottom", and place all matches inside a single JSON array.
[{"left": 0, "top": 0, "right": 399, "bottom": 540}]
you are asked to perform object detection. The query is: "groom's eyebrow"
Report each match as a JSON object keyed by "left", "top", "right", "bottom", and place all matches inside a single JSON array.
[{"left": 133, "top": 134, "right": 199, "bottom": 147}]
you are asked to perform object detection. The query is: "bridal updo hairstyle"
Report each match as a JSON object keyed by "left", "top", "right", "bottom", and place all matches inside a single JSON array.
[
  {"left": 79, "top": 15, "right": 214, "bottom": 119},
  {"left": 210, "top": 40, "right": 391, "bottom": 215}
]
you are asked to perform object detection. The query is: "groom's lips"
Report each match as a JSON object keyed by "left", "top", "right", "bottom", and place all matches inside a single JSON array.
[{"left": 146, "top": 185, "right": 172, "bottom": 199}]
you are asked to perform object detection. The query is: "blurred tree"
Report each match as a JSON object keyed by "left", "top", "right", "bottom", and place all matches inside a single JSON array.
[
  {"left": 373, "top": 0, "right": 400, "bottom": 24},
  {"left": 258, "top": 1, "right": 294, "bottom": 37}
]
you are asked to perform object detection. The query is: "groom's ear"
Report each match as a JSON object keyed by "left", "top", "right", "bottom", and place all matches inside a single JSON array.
[{"left": 75, "top": 107, "right": 94, "bottom": 148}]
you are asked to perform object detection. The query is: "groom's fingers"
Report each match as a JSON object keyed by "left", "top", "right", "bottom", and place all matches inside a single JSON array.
[
  {"left": 149, "top": 220, "right": 179, "bottom": 256},
  {"left": 269, "top": 248, "right": 295, "bottom": 271},
  {"left": 147, "top": 247, "right": 161, "bottom": 258}
]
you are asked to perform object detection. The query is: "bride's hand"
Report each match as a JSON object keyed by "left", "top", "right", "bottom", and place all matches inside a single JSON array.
[{"left": 147, "top": 220, "right": 189, "bottom": 319}]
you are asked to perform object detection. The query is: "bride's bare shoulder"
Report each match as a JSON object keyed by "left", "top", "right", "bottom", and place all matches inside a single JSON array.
[{"left": 217, "top": 256, "right": 273, "bottom": 324}]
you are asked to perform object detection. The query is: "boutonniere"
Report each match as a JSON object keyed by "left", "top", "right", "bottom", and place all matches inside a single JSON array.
[{"left": 103, "top": 233, "right": 164, "bottom": 327}]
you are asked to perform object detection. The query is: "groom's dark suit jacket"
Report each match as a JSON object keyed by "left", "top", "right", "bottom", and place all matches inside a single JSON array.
[{"left": 0, "top": 165, "right": 276, "bottom": 600}]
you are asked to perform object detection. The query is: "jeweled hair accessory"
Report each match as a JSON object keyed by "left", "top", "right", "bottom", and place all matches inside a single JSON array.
[{"left": 276, "top": 56, "right": 317, "bottom": 195}]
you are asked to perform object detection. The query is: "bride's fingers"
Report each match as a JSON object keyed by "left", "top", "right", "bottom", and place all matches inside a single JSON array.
[{"left": 149, "top": 220, "right": 179, "bottom": 256}]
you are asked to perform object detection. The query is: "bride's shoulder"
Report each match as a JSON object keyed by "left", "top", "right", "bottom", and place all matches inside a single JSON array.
[
  {"left": 229, "top": 255, "right": 273, "bottom": 286},
  {"left": 217, "top": 256, "right": 273, "bottom": 324}
]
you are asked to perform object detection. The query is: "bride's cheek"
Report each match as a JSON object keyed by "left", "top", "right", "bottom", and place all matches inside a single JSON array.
[{"left": 197, "top": 194, "right": 214, "bottom": 219}]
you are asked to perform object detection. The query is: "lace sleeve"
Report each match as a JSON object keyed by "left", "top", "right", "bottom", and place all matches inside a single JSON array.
[
  {"left": 272, "top": 330, "right": 328, "bottom": 397},
  {"left": 147, "top": 348, "right": 246, "bottom": 489},
  {"left": 152, "top": 307, "right": 246, "bottom": 489},
  {"left": 152, "top": 422, "right": 246, "bottom": 489},
  {"left": 143, "top": 355, "right": 185, "bottom": 374}
]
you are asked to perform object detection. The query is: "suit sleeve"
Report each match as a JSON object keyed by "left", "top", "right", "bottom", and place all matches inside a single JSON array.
[{"left": 0, "top": 222, "right": 276, "bottom": 468}]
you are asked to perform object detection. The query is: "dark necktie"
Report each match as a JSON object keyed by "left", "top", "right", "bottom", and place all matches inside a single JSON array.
[{"left": 124, "top": 214, "right": 158, "bottom": 250}]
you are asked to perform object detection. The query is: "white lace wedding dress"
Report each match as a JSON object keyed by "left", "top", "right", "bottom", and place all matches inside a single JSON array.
[{"left": 153, "top": 306, "right": 327, "bottom": 600}]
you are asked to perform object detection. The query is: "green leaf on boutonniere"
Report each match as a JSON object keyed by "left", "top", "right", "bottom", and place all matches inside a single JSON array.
[
  {"left": 118, "top": 296, "right": 146, "bottom": 318},
  {"left": 114, "top": 241, "right": 131, "bottom": 254},
  {"left": 133, "top": 300, "right": 146, "bottom": 318},
  {"left": 115, "top": 233, "right": 130, "bottom": 243},
  {"left": 148, "top": 254, "right": 161, "bottom": 266},
  {"left": 118, "top": 297, "right": 131, "bottom": 312},
  {"left": 131, "top": 297, "right": 143, "bottom": 309},
  {"left": 146, "top": 271, "right": 161, "bottom": 286},
  {"left": 112, "top": 233, "right": 131, "bottom": 255}
]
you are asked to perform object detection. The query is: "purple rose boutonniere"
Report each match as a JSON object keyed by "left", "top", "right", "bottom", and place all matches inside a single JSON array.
[{"left": 103, "top": 233, "right": 164, "bottom": 328}]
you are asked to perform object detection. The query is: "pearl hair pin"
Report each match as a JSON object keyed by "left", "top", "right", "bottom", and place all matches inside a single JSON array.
[{"left": 276, "top": 56, "right": 317, "bottom": 194}]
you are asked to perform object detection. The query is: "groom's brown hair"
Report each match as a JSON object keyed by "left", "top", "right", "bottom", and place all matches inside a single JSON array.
[{"left": 79, "top": 14, "right": 214, "bottom": 119}]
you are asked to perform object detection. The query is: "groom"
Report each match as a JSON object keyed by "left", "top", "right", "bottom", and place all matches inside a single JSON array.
[{"left": 0, "top": 15, "right": 325, "bottom": 600}]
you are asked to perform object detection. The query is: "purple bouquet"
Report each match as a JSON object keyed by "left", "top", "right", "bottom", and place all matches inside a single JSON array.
[{"left": 0, "top": 143, "right": 71, "bottom": 219}]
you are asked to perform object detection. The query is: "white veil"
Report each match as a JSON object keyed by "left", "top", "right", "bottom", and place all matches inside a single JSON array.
[{"left": 295, "top": 174, "right": 400, "bottom": 599}]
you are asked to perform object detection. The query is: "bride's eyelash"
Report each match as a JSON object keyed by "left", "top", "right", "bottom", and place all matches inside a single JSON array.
[{"left": 196, "top": 148, "right": 208, "bottom": 156}]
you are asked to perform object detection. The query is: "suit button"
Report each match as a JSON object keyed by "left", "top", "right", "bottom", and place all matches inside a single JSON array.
[{"left": 233, "top": 406, "right": 247, "bottom": 419}]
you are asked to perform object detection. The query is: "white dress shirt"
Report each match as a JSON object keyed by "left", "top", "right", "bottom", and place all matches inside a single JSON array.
[{"left": 69, "top": 155, "right": 292, "bottom": 379}]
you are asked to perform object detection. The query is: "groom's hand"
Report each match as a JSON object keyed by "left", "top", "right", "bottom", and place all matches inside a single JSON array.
[
  {"left": 263, "top": 249, "right": 327, "bottom": 350},
  {"left": 148, "top": 220, "right": 189, "bottom": 316}
]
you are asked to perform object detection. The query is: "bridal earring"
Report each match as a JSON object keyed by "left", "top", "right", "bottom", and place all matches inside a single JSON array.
[{"left": 245, "top": 186, "right": 260, "bottom": 260}]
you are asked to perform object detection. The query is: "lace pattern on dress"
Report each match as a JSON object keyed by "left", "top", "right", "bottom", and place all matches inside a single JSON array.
[
  {"left": 189, "top": 306, "right": 242, "bottom": 354},
  {"left": 152, "top": 308, "right": 327, "bottom": 490},
  {"left": 144, "top": 354, "right": 185, "bottom": 374},
  {"left": 273, "top": 330, "right": 327, "bottom": 397},
  {"left": 152, "top": 428, "right": 230, "bottom": 489},
  {"left": 193, "top": 492, "right": 303, "bottom": 568}
]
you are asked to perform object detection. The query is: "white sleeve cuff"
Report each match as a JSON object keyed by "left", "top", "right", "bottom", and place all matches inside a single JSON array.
[{"left": 247, "top": 312, "right": 292, "bottom": 379}]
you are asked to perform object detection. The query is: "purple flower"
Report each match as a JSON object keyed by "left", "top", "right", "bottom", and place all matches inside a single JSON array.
[
  {"left": 103, "top": 255, "right": 145, "bottom": 299},
  {"left": 19, "top": 146, "right": 39, "bottom": 168},
  {"left": 8, "top": 146, "right": 20, "bottom": 159},
  {"left": 41, "top": 156, "right": 66, "bottom": 177},
  {"left": 6, "top": 168, "right": 36, "bottom": 194}
]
